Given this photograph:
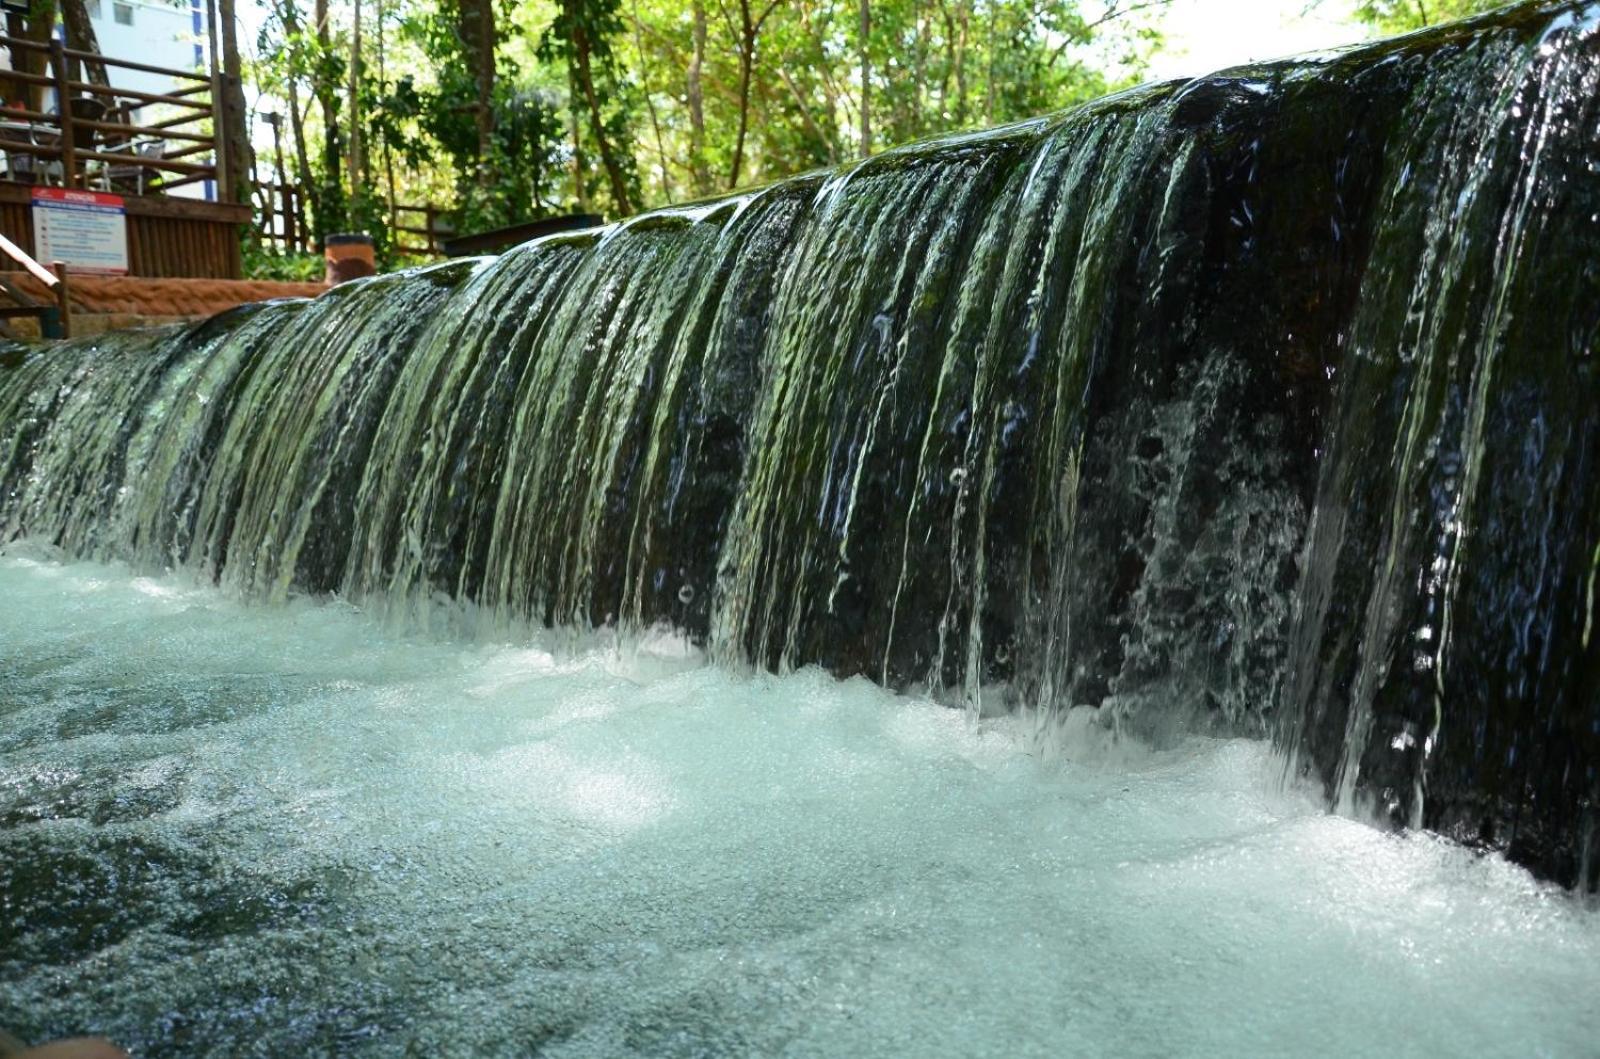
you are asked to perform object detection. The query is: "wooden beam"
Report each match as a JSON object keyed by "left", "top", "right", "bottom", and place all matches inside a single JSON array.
[
  {"left": 131, "top": 112, "right": 211, "bottom": 133},
  {"left": 122, "top": 193, "right": 249, "bottom": 223},
  {"left": 0, "top": 182, "right": 251, "bottom": 223},
  {"left": 60, "top": 47, "right": 211, "bottom": 82},
  {"left": 49, "top": 40, "right": 79, "bottom": 188},
  {"left": 67, "top": 81, "right": 212, "bottom": 109},
  {"left": 73, "top": 119, "right": 215, "bottom": 144},
  {"left": 52, "top": 260, "right": 70, "bottom": 338},
  {"left": 70, "top": 147, "right": 216, "bottom": 175}
]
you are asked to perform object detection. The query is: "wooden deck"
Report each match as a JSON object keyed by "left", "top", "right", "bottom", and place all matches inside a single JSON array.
[{"left": 0, "top": 30, "right": 250, "bottom": 280}]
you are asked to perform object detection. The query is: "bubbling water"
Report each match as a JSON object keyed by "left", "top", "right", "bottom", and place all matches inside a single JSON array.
[{"left": 2, "top": 555, "right": 1598, "bottom": 1056}]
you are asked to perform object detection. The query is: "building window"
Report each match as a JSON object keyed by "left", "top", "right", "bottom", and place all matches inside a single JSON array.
[
  {"left": 113, "top": 2, "right": 133, "bottom": 25},
  {"left": 86, "top": 0, "right": 102, "bottom": 17}
]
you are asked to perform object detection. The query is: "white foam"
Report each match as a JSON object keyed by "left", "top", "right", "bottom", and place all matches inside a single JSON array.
[{"left": 1, "top": 556, "right": 1596, "bottom": 1056}]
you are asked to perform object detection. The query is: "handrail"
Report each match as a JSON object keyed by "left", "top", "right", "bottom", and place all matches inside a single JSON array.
[
  {"left": 147, "top": 170, "right": 215, "bottom": 193},
  {"left": 68, "top": 146, "right": 214, "bottom": 174},
  {"left": 0, "top": 143, "right": 66, "bottom": 158},
  {"left": 74, "top": 118, "right": 214, "bottom": 144},
  {"left": 68, "top": 81, "right": 211, "bottom": 109},
  {"left": 0, "top": 106, "right": 57, "bottom": 123},
  {"left": 60, "top": 46, "right": 210, "bottom": 82},
  {"left": 0, "top": 34, "right": 209, "bottom": 83},
  {"left": 0, "top": 235, "right": 72, "bottom": 339},
  {"left": 160, "top": 83, "right": 215, "bottom": 101},
  {"left": 133, "top": 111, "right": 213, "bottom": 133},
  {"left": 0, "top": 32, "right": 49, "bottom": 51},
  {"left": 159, "top": 141, "right": 217, "bottom": 161},
  {"left": 0, "top": 68, "right": 59, "bottom": 88},
  {"left": 0, "top": 233, "right": 58, "bottom": 287},
  {"left": 0, "top": 31, "right": 228, "bottom": 198}
]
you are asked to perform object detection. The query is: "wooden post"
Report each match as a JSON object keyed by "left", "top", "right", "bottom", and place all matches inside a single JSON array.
[
  {"left": 49, "top": 39, "right": 78, "bottom": 188},
  {"left": 210, "top": 71, "right": 230, "bottom": 202},
  {"left": 425, "top": 205, "right": 437, "bottom": 255},
  {"left": 52, "top": 261, "right": 70, "bottom": 339},
  {"left": 266, "top": 114, "right": 294, "bottom": 249}
]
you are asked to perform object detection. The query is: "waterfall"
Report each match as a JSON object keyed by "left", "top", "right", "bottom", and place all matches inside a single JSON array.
[{"left": 2, "top": 0, "right": 1598, "bottom": 889}]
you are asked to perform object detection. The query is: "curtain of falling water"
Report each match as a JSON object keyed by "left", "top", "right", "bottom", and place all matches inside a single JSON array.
[{"left": 1, "top": 0, "right": 1598, "bottom": 886}]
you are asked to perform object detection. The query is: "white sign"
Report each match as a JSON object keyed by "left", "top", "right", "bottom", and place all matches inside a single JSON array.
[{"left": 32, "top": 188, "right": 129, "bottom": 275}]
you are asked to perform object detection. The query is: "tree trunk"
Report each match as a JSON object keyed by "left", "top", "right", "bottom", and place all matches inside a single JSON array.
[
  {"left": 313, "top": 0, "right": 344, "bottom": 238},
  {"left": 727, "top": 0, "right": 755, "bottom": 189},
  {"left": 285, "top": 69, "right": 316, "bottom": 243},
  {"left": 910, "top": 0, "right": 925, "bottom": 138},
  {"left": 568, "top": 1, "right": 632, "bottom": 214},
  {"left": 629, "top": 0, "right": 670, "bottom": 203},
  {"left": 58, "top": 0, "right": 109, "bottom": 87},
  {"left": 456, "top": 0, "right": 496, "bottom": 187},
  {"left": 686, "top": 0, "right": 710, "bottom": 195},
  {"left": 982, "top": 0, "right": 995, "bottom": 126},
  {"left": 378, "top": 0, "right": 397, "bottom": 235},
  {"left": 10, "top": 0, "right": 58, "bottom": 112},
  {"left": 347, "top": 0, "right": 362, "bottom": 191},
  {"left": 266, "top": 114, "right": 294, "bottom": 247},
  {"left": 218, "top": 0, "right": 254, "bottom": 203},
  {"left": 270, "top": 0, "right": 318, "bottom": 242},
  {"left": 940, "top": 0, "right": 967, "bottom": 127},
  {"left": 727, "top": 0, "right": 780, "bottom": 190},
  {"left": 800, "top": 0, "right": 842, "bottom": 160},
  {"left": 858, "top": 0, "right": 870, "bottom": 157}
]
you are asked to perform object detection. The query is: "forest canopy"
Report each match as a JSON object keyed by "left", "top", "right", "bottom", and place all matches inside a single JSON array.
[{"left": 246, "top": 0, "right": 1509, "bottom": 260}]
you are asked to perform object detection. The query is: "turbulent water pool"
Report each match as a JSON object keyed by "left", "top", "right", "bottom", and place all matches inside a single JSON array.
[{"left": 2, "top": 554, "right": 1597, "bottom": 1057}]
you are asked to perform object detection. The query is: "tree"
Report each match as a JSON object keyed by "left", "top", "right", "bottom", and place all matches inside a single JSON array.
[
  {"left": 218, "top": 0, "right": 255, "bottom": 204},
  {"left": 453, "top": 0, "right": 497, "bottom": 186},
  {"left": 58, "top": 0, "right": 109, "bottom": 87},
  {"left": 1348, "top": 0, "right": 1503, "bottom": 32},
  {"left": 725, "top": 0, "right": 784, "bottom": 188},
  {"left": 685, "top": 0, "right": 712, "bottom": 194},
  {"left": 312, "top": 0, "right": 347, "bottom": 237},
  {"left": 541, "top": 0, "right": 637, "bottom": 214},
  {"left": 246, "top": 0, "right": 1167, "bottom": 261},
  {"left": 857, "top": 0, "right": 868, "bottom": 157}
]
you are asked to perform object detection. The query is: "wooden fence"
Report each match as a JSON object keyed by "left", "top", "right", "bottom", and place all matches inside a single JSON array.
[
  {"left": 392, "top": 203, "right": 452, "bottom": 256},
  {"left": 256, "top": 184, "right": 453, "bottom": 258},
  {"left": 258, "top": 181, "right": 312, "bottom": 254}
]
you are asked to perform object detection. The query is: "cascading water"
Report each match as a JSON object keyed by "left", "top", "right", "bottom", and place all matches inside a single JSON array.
[
  {"left": 3, "top": 0, "right": 1599, "bottom": 894},
  {"left": 6, "top": 5, "right": 1600, "bottom": 1051}
]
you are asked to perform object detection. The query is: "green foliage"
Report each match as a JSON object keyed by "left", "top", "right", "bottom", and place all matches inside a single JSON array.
[
  {"left": 242, "top": 243, "right": 325, "bottom": 282},
  {"left": 249, "top": 0, "right": 1169, "bottom": 255},
  {"left": 1349, "top": 0, "right": 1506, "bottom": 32},
  {"left": 391, "top": 3, "right": 572, "bottom": 230}
]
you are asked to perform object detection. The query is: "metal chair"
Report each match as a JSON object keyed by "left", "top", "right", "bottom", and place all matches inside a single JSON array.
[{"left": 101, "top": 138, "right": 164, "bottom": 195}]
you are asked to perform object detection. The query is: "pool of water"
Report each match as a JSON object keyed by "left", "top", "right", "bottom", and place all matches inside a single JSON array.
[{"left": 1, "top": 554, "right": 1596, "bottom": 1057}]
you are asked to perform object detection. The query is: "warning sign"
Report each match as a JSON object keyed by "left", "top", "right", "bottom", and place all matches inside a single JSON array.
[{"left": 31, "top": 187, "right": 129, "bottom": 275}]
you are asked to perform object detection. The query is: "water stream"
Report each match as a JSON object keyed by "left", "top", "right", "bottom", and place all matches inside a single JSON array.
[
  {"left": 3, "top": 0, "right": 1600, "bottom": 1050},
  {"left": 3, "top": 556, "right": 1598, "bottom": 1055}
]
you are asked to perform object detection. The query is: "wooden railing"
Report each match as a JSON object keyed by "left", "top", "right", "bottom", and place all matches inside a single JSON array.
[
  {"left": 259, "top": 181, "right": 311, "bottom": 254},
  {"left": 0, "top": 35, "right": 227, "bottom": 199},
  {"left": 392, "top": 203, "right": 452, "bottom": 256},
  {"left": 0, "top": 231, "right": 71, "bottom": 338},
  {"left": 255, "top": 186, "right": 454, "bottom": 258}
]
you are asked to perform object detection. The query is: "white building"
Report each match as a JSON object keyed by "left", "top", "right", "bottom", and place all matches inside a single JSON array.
[{"left": 79, "top": 0, "right": 205, "bottom": 97}]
